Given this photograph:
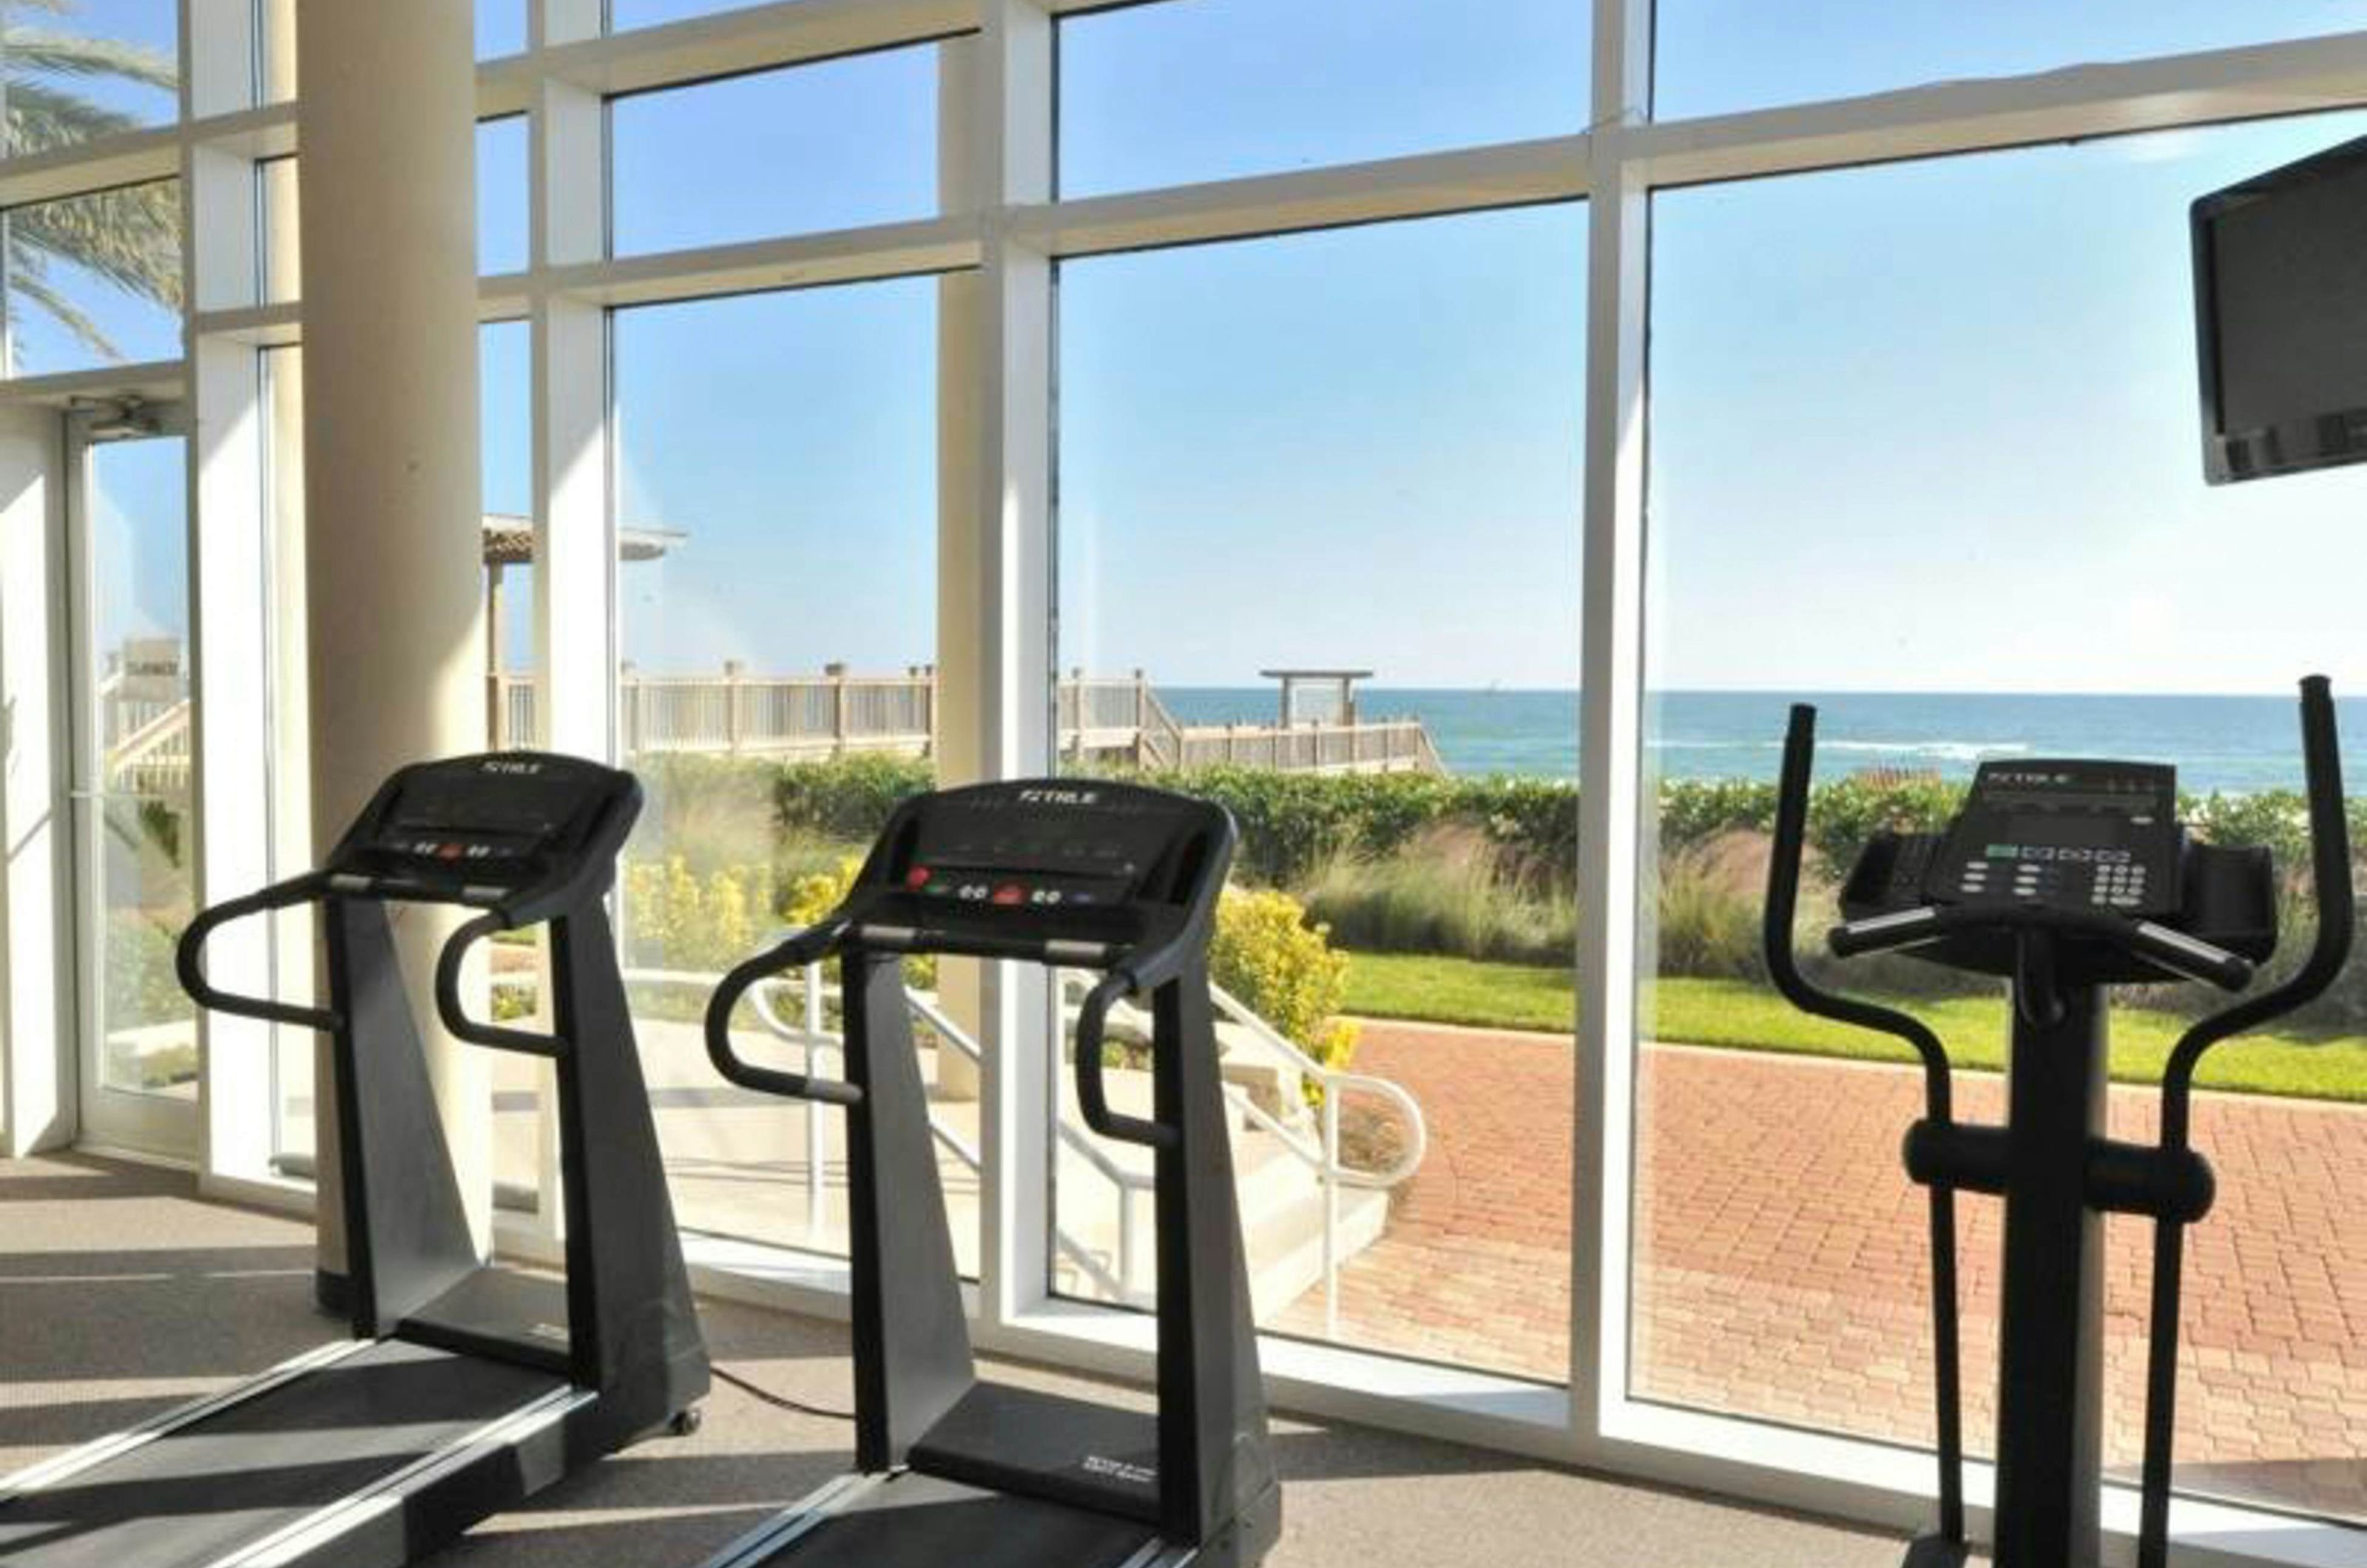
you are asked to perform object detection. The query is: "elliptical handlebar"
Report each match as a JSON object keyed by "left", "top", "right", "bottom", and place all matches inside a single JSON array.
[
  {"left": 1763, "top": 706, "right": 1954, "bottom": 1068},
  {"left": 1827, "top": 902, "right": 2256, "bottom": 992},
  {"left": 2163, "top": 675, "right": 2354, "bottom": 1084},
  {"left": 1765, "top": 704, "right": 1967, "bottom": 1556}
]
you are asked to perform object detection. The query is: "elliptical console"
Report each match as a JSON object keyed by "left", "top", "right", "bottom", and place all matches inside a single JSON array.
[
  {"left": 695, "top": 779, "right": 1279, "bottom": 1568},
  {"left": 1764, "top": 679, "right": 2353, "bottom": 1568}
]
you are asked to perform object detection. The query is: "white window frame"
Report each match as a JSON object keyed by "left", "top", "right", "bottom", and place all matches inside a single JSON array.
[{"left": 0, "top": 4, "right": 2359, "bottom": 1564}]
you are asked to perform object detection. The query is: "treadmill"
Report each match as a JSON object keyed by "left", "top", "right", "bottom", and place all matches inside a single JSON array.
[
  {"left": 0, "top": 751, "right": 709, "bottom": 1568},
  {"left": 696, "top": 779, "right": 1283, "bottom": 1568}
]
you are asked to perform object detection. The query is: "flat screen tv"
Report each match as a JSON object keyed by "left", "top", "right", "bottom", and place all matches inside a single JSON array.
[{"left": 2192, "top": 133, "right": 2367, "bottom": 485}]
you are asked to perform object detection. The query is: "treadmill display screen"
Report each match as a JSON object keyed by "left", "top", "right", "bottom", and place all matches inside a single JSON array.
[{"left": 333, "top": 752, "right": 636, "bottom": 896}]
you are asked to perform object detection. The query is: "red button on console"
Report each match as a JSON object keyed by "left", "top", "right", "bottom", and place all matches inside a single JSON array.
[
  {"left": 991, "top": 884, "right": 1024, "bottom": 906},
  {"left": 906, "top": 866, "right": 933, "bottom": 889}
]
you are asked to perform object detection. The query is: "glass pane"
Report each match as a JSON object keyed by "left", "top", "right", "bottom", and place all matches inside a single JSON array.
[
  {"left": 612, "top": 277, "right": 942, "bottom": 1263},
  {"left": 1657, "top": 2, "right": 2367, "bottom": 121},
  {"left": 3, "top": 0, "right": 180, "bottom": 154},
  {"left": 260, "top": 118, "right": 527, "bottom": 302},
  {"left": 1055, "top": 206, "right": 1586, "bottom": 1378},
  {"left": 609, "top": 47, "right": 937, "bottom": 256},
  {"left": 4, "top": 180, "right": 180, "bottom": 375},
  {"left": 479, "top": 115, "right": 529, "bottom": 276},
  {"left": 476, "top": 319, "right": 543, "bottom": 1209},
  {"left": 479, "top": 0, "right": 527, "bottom": 58},
  {"left": 88, "top": 432, "right": 194, "bottom": 1102},
  {"left": 1058, "top": 0, "right": 1586, "bottom": 198},
  {"left": 1635, "top": 113, "right": 2367, "bottom": 1523}
]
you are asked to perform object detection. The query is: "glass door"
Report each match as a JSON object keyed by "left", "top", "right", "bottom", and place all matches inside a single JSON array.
[{"left": 69, "top": 405, "right": 196, "bottom": 1159}]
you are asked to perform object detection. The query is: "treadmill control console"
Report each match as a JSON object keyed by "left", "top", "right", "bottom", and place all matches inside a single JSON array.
[
  {"left": 848, "top": 780, "right": 1234, "bottom": 956},
  {"left": 1924, "top": 760, "right": 2180, "bottom": 918},
  {"left": 328, "top": 751, "right": 640, "bottom": 902}
]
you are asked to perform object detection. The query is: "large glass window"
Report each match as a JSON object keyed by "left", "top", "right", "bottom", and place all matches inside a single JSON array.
[
  {"left": 1635, "top": 112, "right": 2367, "bottom": 1523},
  {"left": 83, "top": 428, "right": 195, "bottom": 1117},
  {"left": 1056, "top": 205, "right": 1586, "bottom": 1376},
  {"left": 611, "top": 277, "right": 944, "bottom": 1263},
  {"left": 608, "top": 47, "right": 938, "bottom": 257},
  {"left": 3, "top": 180, "right": 180, "bottom": 374},
  {"left": 2, "top": 0, "right": 179, "bottom": 154},
  {"left": 1656, "top": 3, "right": 2367, "bottom": 121},
  {"left": 1058, "top": 0, "right": 1586, "bottom": 198}
]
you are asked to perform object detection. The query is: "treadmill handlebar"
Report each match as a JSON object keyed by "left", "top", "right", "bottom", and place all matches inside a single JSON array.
[
  {"left": 1826, "top": 902, "right": 2255, "bottom": 991},
  {"left": 1072, "top": 967, "right": 1180, "bottom": 1152},
  {"left": 175, "top": 872, "right": 345, "bottom": 1033},
  {"left": 433, "top": 912, "right": 569, "bottom": 1058},
  {"left": 703, "top": 922, "right": 865, "bottom": 1107}
]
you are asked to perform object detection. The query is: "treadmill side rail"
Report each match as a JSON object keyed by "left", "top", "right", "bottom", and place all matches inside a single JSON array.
[{"left": 0, "top": 1339, "right": 370, "bottom": 1504}]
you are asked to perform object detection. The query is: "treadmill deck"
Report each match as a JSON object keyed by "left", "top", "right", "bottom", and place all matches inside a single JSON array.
[
  {"left": 707, "top": 1470, "right": 1186, "bottom": 1568},
  {"left": 0, "top": 1338, "right": 569, "bottom": 1568}
]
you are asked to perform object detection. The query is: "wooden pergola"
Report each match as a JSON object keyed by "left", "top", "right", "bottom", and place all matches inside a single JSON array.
[
  {"left": 482, "top": 513, "right": 685, "bottom": 676},
  {"left": 1258, "top": 668, "right": 1374, "bottom": 729}
]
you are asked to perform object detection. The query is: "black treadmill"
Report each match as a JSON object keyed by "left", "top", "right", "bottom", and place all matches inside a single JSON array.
[
  {"left": 1764, "top": 678, "right": 2353, "bottom": 1568},
  {"left": 695, "top": 779, "right": 1282, "bottom": 1568},
  {"left": 0, "top": 752, "right": 709, "bottom": 1568}
]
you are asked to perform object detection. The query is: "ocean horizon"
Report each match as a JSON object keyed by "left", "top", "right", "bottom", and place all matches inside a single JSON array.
[{"left": 1157, "top": 686, "right": 2359, "bottom": 794}]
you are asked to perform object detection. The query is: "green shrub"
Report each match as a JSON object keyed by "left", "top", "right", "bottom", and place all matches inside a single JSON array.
[
  {"left": 1300, "top": 828, "right": 1576, "bottom": 965},
  {"left": 1210, "top": 887, "right": 1358, "bottom": 1082},
  {"left": 772, "top": 753, "right": 935, "bottom": 841},
  {"left": 106, "top": 912, "right": 189, "bottom": 1030},
  {"left": 622, "top": 854, "right": 774, "bottom": 972},
  {"left": 1650, "top": 834, "right": 1766, "bottom": 984}
]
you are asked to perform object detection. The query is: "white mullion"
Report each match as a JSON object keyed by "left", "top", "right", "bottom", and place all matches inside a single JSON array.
[
  {"left": 1568, "top": 0, "right": 1653, "bottom": 1467},
  {"left": 1630, "top": 28, "right": 2367, "bottom": 190},
  {"left": 527, "top": 58, "right": 612, "bottom": 1240},
  {"left": 0, "top": 401, "right": 74, "bottom": 1155},
  {"left": 189, "top": 334, "right": 274, "bottom": 1183},
  {"left": 956, "top": 0, "right": 1053, "bottom": 1336},
  {"left": 540, "top": 0, "right": 605, "bottom": 52},
  {"left": 547, "top": 0, "right": 977, "bottom": 98},
  {"left": 182, "top": 4, "right": 277, "bottom": 1182},
  {"left": 1013, "top": 135, "right": 1590, "bottom": 259},
  {"left": 544, "top": 217, "right": 979, "bottom": 308}
]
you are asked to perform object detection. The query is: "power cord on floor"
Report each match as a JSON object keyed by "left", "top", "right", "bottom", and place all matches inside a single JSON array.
[{"left": 709, "top": 1362, "right": 857, "bottom": 1422}]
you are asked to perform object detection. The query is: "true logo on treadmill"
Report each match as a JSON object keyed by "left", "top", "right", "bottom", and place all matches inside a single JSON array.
[
  {"left": 482, "top": 758, "right": 543, "bottom": 774},
  {"left": 1016, "top": 788, "right": 1099, "bottom": 805}
]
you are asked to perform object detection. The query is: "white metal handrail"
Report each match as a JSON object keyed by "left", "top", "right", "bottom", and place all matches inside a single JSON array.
[{"left": 500, "top": 936, "right": 1428, "bottom": 1329}]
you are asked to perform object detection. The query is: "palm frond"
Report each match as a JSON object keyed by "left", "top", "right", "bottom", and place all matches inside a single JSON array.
[
  {"left": 3, "top": 27, "right": 178, "bottom": 92},
  {"left": 3, "top": 75, "right": 143, "bottom": 152},
  {"left": 7, "top": 268, "right": 118, "bottom": 359},
  {"left": 7, "top": 182, "right": 182, "bottom": 308}
]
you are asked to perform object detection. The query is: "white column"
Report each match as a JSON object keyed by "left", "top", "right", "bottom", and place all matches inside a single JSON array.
[
  {"left": 0, "top": 408, "right": 73, "bottom": 1155},
  {"left": 297, "top": 0, "right": 491, "bottom": 1276},
  {"left": 942, "top": 0, "right": 1055, "bottom": 1331}
]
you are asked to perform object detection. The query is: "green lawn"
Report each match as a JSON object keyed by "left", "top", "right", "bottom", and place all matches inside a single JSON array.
[{"left": 1338, "top": 950, "right": 2367, "bottom": 1103}]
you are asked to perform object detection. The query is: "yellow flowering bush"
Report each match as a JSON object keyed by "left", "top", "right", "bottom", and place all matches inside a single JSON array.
[
  {"left": 1209, "top": 886, "right": 1358, "bottom": 1087},
  {"left": 622, "top": 855, "right": 771, "bottom": 973}
]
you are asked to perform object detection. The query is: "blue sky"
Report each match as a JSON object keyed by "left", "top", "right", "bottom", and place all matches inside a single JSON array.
[{"left": 48, "top": 2, "right": 2367, "bottom": 695}]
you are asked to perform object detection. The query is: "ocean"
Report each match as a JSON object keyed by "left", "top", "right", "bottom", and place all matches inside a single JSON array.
[{"left": 1157, "top": 688, "right": 2362, "bottom": 794}]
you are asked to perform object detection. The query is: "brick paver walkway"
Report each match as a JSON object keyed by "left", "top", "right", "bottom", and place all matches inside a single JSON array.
[{"left": 1274, "top": 1021, "right": 2367, "bottom": 1522}]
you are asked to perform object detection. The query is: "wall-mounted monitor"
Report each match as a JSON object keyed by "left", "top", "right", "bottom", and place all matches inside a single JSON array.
[{"left": 2192, "top": 133, "right": 2367, "bottom": 485}]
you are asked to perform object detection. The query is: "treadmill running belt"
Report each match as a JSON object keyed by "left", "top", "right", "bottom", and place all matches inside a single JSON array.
[
  {"left": 744, "top": 1471, "right": 1166, "bottom": 1568},
  {"left": 0, "top": 1339, "right": 567, "bottom": 1568}
]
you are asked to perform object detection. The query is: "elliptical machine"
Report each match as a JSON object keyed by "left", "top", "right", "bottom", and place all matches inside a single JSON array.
[{"left": 1763, "top": 676, "right": 2352, "bottom": 1568}]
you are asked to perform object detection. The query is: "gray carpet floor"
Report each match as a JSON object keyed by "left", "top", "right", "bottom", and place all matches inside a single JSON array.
[{"left": 0, "top": 1152, "right": 1911, "bottom": 1567}]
